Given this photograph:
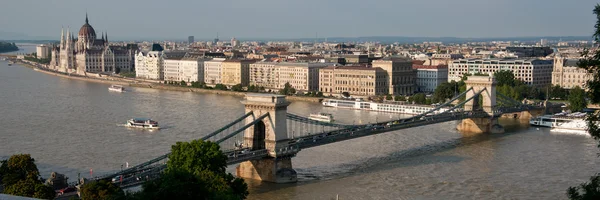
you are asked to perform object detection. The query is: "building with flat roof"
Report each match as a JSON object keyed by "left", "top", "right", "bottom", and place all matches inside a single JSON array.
[
  {"left": 249, "top": 62, "right": 279, "bottom": 89},
  {"left": 413, "top": 64, "right": 448, "bottom": 93},
  {"left": 36, "top": 44, "right": 50, "bottom": 59},
  {"left": 448, "top": 58, "right": 553, "bottom": 87},
  {"left": 319, "top": 65, "right": 388, "bottom": 97},
  {"left": 221, "top": 59, "right": 256, "bottom": 86},
  {"left": 372, "top": 57, "right": 417, "bottom": 95},
  {"left": 204, "top": 58, "right": 226, "bottom": 85}
]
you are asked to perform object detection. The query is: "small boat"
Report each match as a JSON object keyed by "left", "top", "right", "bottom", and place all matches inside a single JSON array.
[
  {"left": 551, "top": 120, "right": 589, "bottom": 136},
  {"left": 309, "top": 113, "right": 334, "bottom": 123},
  {"left": 108, "top": 85, "right": 125, "bottom": 92},
  {"left": 125, "top": 118, "right": 159, "bottom": 129}
]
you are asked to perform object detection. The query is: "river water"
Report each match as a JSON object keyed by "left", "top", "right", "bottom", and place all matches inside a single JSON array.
[{"left": 1, "top": 45, "right": 599, "bottom": 200}]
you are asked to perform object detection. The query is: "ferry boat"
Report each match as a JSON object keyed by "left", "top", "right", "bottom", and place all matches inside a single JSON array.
[
  {"left": 529, "top": 112, "right": 586, "bottom": 128},
  {"left": 108, "top": 85, "right": 125, "bottom": 92},
  {"left": 322, "top": 98, "right": 450, "bottom": 115},
  {"left": 125, "top": 118, "right": 159, "bottom": 129},
  {"left": 309, "top": 113, "right": 334, "bottom": 123}
]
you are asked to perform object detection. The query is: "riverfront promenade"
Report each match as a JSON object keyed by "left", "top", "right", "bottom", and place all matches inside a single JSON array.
[{"left": 11, "top": 58, "right": 323, "bottom": 103}]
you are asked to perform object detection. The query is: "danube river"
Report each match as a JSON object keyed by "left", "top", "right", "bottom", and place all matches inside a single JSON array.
[{"left": 1, "top": 46, "right": 599, "bottom": 199}]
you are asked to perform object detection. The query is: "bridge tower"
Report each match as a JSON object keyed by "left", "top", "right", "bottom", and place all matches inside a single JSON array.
[
  {"left": 236, "top": 94, "right": 298, "bottom": 183},
  {"left": 457, "top": 76, "right": 505, "bottom": 134}
]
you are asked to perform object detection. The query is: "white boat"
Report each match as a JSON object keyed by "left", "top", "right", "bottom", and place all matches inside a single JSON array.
[
  {"left": 551, "top": 120, "right": 589, "bottom": 135},
  {"left": 322, "top": 98, "right": 451, "bottom": 115},
  {"left": 309, "top": 113, "right": 334, "bottom": 123},
  {"left": 529, "top": 112, "right": 586, "bottom": 128},
  {"left": 125, "top": 118, "right": 159, "bottom": 129},
  {"left": 108, "top": 85, "right": 125, "bottom": 92}
]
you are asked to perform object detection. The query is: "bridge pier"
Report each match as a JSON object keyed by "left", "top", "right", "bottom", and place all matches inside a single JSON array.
[
  {"left": 236, "top": 157, "right": 297, "bottom": 183},
  {"left": 237, "top": 94, "right": 298, "bottom": 183},
  {"left": 457, "top": 76, "right": 504, "bottom": 134}
]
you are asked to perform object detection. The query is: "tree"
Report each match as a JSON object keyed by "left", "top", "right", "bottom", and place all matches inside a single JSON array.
[
  {"left": 567, "top": 4, "right": 600, "bottom": 199},
  {"left": 0, "top": 154, "right": 56, "bottom": 200},
  {"left": 214, "top": 84, "right": 228, "bottom": 91},
  {"left": 180, "top": 80, "right": 187, "bottom": 86},
  {"left": 551, "top": 85, "right": 568, "bottom": 100},
  {"left": 494, "top": 70, "right": 516, "bottom": 86},
  {"left": 80, "top": 180, "right": 125, "bottom": 200},
  {"left": 130, "top": 140, "right": 248, "bottom": 200},
  {"left": 411, "top": 93, "right": 427, "bottom": 104},
  {"left": 385, "top": 94, "right": 393, "bottom": 101},
  {"left": 231, "top": 84, "right": 243, "bottom": 92},
  {"left": 316, "top": 91, "right": 323, "bottom": 97},
  {"left": 569, "top": 86, "right": 587, "bottom": 112},
  {"left": 279, "top": 82, "right": 296, "bottom": 95}
]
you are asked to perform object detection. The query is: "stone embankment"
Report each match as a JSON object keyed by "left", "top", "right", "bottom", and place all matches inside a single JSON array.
[{"left": 20, "top": 60, "right": 323, "bottom": 103}]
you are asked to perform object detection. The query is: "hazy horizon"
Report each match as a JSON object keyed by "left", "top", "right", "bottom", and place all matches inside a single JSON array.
[{"left": 1, "top": 0, "right": 598, "bottom": 40}]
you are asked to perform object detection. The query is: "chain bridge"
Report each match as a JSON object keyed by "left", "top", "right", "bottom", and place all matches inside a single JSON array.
[{"left": 74, "top": 76, "right": 552, "bottom": 188}]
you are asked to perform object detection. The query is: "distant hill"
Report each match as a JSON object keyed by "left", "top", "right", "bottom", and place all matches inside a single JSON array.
[{"left": 262, "top": 36, "right": 594, "bottom": 44}]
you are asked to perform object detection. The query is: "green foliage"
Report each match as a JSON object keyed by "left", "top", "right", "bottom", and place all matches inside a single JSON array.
[
  {"left": 128, "top": 139, "right": 248, "bottom": 199},
  {"left": 432, "top": 81, "right": 462, "bottom": 103},
  {"left": 567, "top": 4, "right": 600, "bottom": 199},
  {"left": 163, "top": 81, "right": 167, "bottom": 84},
  {"left": 569, "top": 86, "right": 587, "bottom": 112},
  {"left": 0, "top": 42, "right": 18, "bottom": 53},
  {"left": 180, "top": 80, "right": 186, "bottom": 86},
  {"left": 80, "top": 180, "right": 125, "bottom": 200},
  {"left": 551, "top": 85, "right": 568, "bottom": 100},
  {"left": 385, "top": 94, "right": 393, "bottom": 101},
  {"left": 279, "top": 82, "right": 296, "bottom": 95},
  {"left": 410, "top": 93, "right": 427, "bottom": 104},
  {"left": 190, "top": 81, "right": 206, "bottom": 88},
  {"left": 494, "top": 70, "right": 516, "bottom": 86},
  {"left": 247, "top": 85, "right": 260, "bottom": 92},
  {"left": 24, "top": 56, "right": 51, "bottom": 65},
  {"left": 316, "top": 91, "right": 323, "bottom": 97},
  {"left": 215, "top": 84, "right": 228, "bottom": 91},
  {"left": 231, "top": 84, "right": 244, "bottom": 92},
  {"left": 120, "top": 72, "right": 136, "bottom": 78},
  {"left": 0, "top": 154, "right": 55, "bottom": 199}
]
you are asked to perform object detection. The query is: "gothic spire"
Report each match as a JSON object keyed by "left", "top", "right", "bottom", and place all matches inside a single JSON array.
[{"left": 85, "top": 12, "right": 89, "bottom": 24}]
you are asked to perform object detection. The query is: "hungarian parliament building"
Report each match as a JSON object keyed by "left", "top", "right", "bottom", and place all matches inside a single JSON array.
[{"left": 49, "top": 15, "right": 136, "bottom": 75}]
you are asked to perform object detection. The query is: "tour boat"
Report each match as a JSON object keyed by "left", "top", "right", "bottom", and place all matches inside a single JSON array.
[
  {"left": 322, "top": 98, "right": 450, "bottom": 115},
  {"left": 108, "top": 85, "right": 125, "bottom": 92},
  {"left": 125, "top": 118, "right": 159, "bottom": 129},
  {"left": 529, "top": 112, "right": 586, "bottom": 128},
  {"left": 309, "top": 113, "right": 334, "bottom": 123}
]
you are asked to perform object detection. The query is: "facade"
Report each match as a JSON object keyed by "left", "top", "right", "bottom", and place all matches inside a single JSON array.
[
  {"left": 188, "top": 36, "right": 194, "bottom": 44},
  {"left": 413, "top": 65, "right": 448, "bottom": 93},
  {"left": 204, "top": 58, "right": 226, "bottom": 85},
  {"left": 505, "top": 46, "right": 553, "bottom": 57},
  {"left": 135, "top": 51, "right": 164, "bottom": 80},
  {"left": 372, "top": 57, "right": 417, "bottom": 95},
  {"left": 163, "top": 57, "right": 183, "bottom": 82},
  {"left": 319, "top": 66, "right": 388, "bottom": 97},
  {"left": 552, "top": 57, "right": 592, "bottom": 89},
  {"left": 249, "top": 62, "right": 279, "bottom": 89},
  {"left": 36, "top": 44, "right": 50, "bottom": 59},
  {"left": 221, "top": 59, "right": 256, "bottom": 86},
  {"left": 50, "top": 15, "right": 134, "bottom": 74},
  {"left": 180, "top": 54, "right": 209, "bottom": 83},
  {"left": 448, "top": 58, "right": 553, "bottom": 87},
  {"left": 277, "top": 62, "right": 330, "bottom": 92}
]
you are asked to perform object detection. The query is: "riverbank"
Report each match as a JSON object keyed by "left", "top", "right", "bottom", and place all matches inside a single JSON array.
[{"left": 17, "top": 60, "right": 323, "bottom": 103}]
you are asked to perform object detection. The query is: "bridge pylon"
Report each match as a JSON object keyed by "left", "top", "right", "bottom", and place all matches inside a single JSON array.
[
  {"left": 457, "top": 76, "right": 504, "bottom": 134},
  {"left": 236, "top": 94, "right": 298, "bottom": 183}
]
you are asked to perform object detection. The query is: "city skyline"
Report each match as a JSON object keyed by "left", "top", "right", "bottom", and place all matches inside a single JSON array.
[{"left": 0, "top": 0, "right": 598, "bottom": 40}]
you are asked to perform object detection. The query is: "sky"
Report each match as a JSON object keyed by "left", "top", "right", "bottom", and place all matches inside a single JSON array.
[{"left": 0, "top": 0, "right": 598, "bottom": 40}]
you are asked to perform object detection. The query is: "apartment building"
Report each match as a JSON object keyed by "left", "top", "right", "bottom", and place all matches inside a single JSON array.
[
  {"left": 277, "top": 62, "right": 330, "bottom": 91},
  {"left": 249, "top": 62, "right": 279, "bottom": 88},
  {"left": 221, "top": 59, "right": 256, "bottom": 86},
  {"left": 448, "top": 58, "right": 553, "bottom": 87},
  {"left": 204, "top": 58, "right": 226, "bottom": 85}
]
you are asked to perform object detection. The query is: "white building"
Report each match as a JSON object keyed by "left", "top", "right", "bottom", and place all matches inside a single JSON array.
[
  {"left": 249, "top": 62, "right": 332, "bottom": 92},
  {"left": 413, "top": 65, "right": 448, "bottom": 93},
  {"left": 36, "top": 44, "right": 50, "bottom": 59},
  {"left": 163, "top": 57, "right": 182, "bottom": 82},
  {"left": 204, "top": 58, "right": 226, "bottom": 85},
  {"left": 135, "top": 51, "right": 164, "bottom": 80},
  {"left": 448, "top": 58, "right": 553, "bottom": 87}
]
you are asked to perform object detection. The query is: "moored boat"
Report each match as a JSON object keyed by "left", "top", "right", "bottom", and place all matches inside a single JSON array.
[
  {"left": 109, "top": 85, "right": 125, "bottom": 92},
  {"left": 529, "top": 112, "right": 586, "bottom": 128},
  {"left": 322, "top": 98, "right": 450, "bottom": 115},
  {"left": 309, "top": 113, "right": 334, "bottom": 123},
  {"left": 550, "top": 120, "right": 589, "bottom": 135},
  {"left": 125, "top": 118, "right": 159, "bottom": 129}
]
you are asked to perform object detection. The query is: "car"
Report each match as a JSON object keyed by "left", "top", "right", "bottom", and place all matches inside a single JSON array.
[{"left": 111, "top": 175, "right": 123, "bottom": 183}]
